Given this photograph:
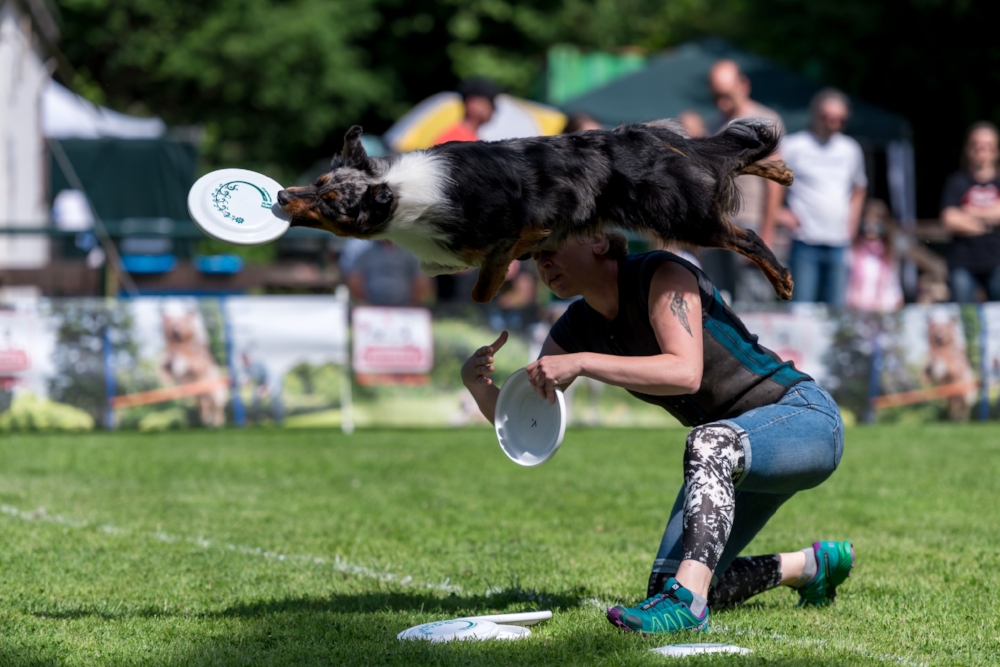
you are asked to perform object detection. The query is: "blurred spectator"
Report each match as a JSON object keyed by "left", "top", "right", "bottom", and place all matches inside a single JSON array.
[
  {"left": 433, "top": 77, "right": 502, "bottom": 145},
  {"left": 563, "top": 113, "right": 603, "bottom": 133},
  {"left": 433, "top": 78, "right": 501, "bottom": 297},
  {"left": 940, "top": 121, "right": 1000, "bottom": 302},
  {"left": 490, "top": 259, "right": 539, "bottom": 331},
  {"left": 347, "top": 241, "right": 432, "bottom": 306},
  {"left": 846, "top": 200, "right": 903, "bottom": 312},
  {"left": 337, "top": 238, "right": 374, "bottom": 276},
  {"left": 780, "top": 88, "right": 867, "bottom": 307},
  {"left": 704, "top": 60, "right": 785, "bottom": 304},
  {"left": 52, "top": 189, "right": 105, "bottom": 268},
  {"left": 677, "top": 110, "right": 707, "bottom": 138}
]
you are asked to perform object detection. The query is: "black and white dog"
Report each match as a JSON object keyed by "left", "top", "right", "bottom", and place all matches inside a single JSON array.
[{"left": 277, "top": 118, "right": 794, "bottom": 303}]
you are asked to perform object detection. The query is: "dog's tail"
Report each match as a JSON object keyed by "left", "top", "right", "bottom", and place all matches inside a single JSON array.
[{"left": 712, "top": 118, "right": 793, "bottom": 216}]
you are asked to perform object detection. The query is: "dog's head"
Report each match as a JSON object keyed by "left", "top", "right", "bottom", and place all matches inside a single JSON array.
[
  {"left": 162, "top": 311, "right": 198, "bottom": 346},
  {"left": 277, "top": 126, "right": 395, "bottom": 238},
  {"left": 927, "top": 317, "right": 958, "bottom": 352}
]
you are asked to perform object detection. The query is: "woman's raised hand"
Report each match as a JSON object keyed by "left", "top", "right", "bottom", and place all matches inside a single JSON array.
[{"left": 461, "top": 331, "right": 509, "bottom": 388}]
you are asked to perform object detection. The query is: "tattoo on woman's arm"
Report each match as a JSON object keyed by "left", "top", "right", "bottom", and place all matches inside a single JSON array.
[{"left": 670, "top": 292, "right": 692, "bottom": 336}]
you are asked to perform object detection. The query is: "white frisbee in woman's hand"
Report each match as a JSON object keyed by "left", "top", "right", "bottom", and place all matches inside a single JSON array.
[
  {"left": 494, "top": 367, "right": 566, "bottom": 467},
  {"left": 187, "top": 168, "right": 290, "bottom": 245}
]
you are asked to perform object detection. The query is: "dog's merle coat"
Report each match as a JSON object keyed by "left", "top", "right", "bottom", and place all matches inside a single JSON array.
[{"left": 277, "top": 118, "right": 794, "bottom": 303}]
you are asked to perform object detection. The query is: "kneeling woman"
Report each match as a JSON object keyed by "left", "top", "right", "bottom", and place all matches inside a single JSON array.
[{"left": 461, "top": 232, "right": 852, "bottom": 634}]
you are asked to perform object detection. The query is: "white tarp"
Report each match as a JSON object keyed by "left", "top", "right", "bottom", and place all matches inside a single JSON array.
[{"left": 0, "top": 2, "right": 50, "bottom": 268}]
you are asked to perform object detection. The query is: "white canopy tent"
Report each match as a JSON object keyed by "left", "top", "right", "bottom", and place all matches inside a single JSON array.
[{"left": 42, "top": 79, "right": 166, "bottom": 140}]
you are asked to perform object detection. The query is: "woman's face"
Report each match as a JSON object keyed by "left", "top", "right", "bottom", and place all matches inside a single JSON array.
[
  {"left": 532, "top": 236, "right": 606, "bottom": 299},
  {"left": 967, "top": 128, "right": 999, "bottom": 171}
]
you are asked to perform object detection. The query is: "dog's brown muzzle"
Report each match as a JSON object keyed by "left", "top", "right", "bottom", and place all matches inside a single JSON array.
[{"left": 276, "top": 188, "right": 317, "bottom": 221}]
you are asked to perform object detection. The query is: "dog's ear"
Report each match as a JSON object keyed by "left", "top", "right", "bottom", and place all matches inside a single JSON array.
[
  {"left": 339, "top": 125, "right": 370, "bottom": 171},
  {"left": 356, "top": 182, "right": 394, "bottom": 229}
]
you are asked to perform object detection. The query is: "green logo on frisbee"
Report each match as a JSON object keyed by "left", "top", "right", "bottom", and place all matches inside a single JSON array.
[{"left": 211, "top": 181, "right": 274, "bottom": 224}]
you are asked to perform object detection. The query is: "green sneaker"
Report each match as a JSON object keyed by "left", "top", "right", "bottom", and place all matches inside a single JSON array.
[
  {"left": 606, "top": 578, "right": 710, "bottom": 635},
  {"left": 798, "top": 540, "right": 854, "bottom": 606}
]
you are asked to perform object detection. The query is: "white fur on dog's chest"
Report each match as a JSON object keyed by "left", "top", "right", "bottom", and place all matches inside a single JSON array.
[
  {"left": 374, "top": 151, "right": 475, "bottom": 275},
  {"left": 384, "top": 226, "right": 474, "bottom": 275}
]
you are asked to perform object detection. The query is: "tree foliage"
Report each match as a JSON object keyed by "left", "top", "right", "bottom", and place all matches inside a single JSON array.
[
  {"left": 54, "top": 0, "right": 718, "bottom": 179},
  {"left": 55, "top": 0, "right": 999, "bottom": 213}
]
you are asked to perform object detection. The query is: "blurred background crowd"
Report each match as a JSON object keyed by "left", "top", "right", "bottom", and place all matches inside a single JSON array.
[
  {"left": 0, "top": 0, "right": 998, "bottom": 430},
  {"left": 1, "top": 0, "right": 997, "bottom": 310}
]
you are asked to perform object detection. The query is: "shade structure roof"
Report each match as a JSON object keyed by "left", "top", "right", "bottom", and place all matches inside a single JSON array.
[
  {"left": 562, "top": 38, "right": 910, "bottom": 146},
  {"left": 383, "top": 92, "right": 567, "bottom": 153}
]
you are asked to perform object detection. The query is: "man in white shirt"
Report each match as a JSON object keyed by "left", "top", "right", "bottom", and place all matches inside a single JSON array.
[
  {"left": 779, "top": 88, "right": 868, "bottom": 306},
  {"left": 703, "top": 60, "right": 786, "bottom": 304}
]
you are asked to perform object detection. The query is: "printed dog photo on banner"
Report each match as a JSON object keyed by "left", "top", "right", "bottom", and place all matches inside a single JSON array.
[
  {"left": 875, "top": 304, "right": 979, "bottom": 422},
  {"left": 223, "top": 295, "right": 349, "bottom": 428},
  {"left": 979, "top": 303, "right": 1000, "bottom": 417},
  {"left": 110, "top": 297, "right": 230, "bottom": 430}
]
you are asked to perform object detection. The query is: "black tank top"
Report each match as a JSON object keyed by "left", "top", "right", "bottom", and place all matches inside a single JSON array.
[{"left": 548, "top": 251, "right": 811, "bottom": 426}]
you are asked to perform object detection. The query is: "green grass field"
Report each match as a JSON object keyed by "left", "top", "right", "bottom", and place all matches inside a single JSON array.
[{"left": 1, "top": 425, "right": 998, "bottom": 666}]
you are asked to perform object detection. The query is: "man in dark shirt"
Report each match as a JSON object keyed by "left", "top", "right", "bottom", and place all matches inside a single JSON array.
[
  {"left": 461, "top": 232, "right": 853, "bottom": 635},
  {"left": 941, "top": 121, "right": 1000, "bottom": 302}
]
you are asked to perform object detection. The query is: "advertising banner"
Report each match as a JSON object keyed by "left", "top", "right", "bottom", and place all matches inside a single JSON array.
[
  {"left": 352, "top": 306, "right": 434, "bottom": 380},
  {"left": 2, "top": 296, "right": 1000, "bottom": 430}
]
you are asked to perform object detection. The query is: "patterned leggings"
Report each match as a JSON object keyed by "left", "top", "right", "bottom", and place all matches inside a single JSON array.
[{"left": 645, "top": 423, "right": 784, "bottom": 607}]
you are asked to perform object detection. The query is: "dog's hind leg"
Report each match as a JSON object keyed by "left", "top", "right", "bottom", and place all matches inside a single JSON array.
[
  {"left": 738, "top": 159, "right": 794, "bottom": 186},
  {"left": 708, "top": 223, "right": 794, "bottom": 300}
]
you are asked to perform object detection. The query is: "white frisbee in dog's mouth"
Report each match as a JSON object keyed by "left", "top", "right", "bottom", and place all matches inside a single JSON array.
[
  {"left": 188, "top": 168, "right": 290, "bottom": 245},
  {"left": 494, "top": 367, "right": 566, "bottom": 467}
]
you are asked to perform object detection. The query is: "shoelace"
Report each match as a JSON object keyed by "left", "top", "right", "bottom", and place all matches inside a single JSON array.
[{"left": 639, "top": 587, "right": 682, "bottom": 611}]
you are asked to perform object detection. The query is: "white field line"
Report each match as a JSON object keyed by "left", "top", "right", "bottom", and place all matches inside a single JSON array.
[
  {"left": 0, "top": 504, "right": 929, "bottom": 665},
  {"left": 712, "top": 626, "right": 927, "bottom": 667},
  {"left": 1, "top": 503, "right": 462, "bottom": 594}
]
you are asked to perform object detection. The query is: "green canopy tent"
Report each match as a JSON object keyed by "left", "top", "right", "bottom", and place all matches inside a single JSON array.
[{"left": 561, "top": 39, "right": 916, "bottom": 225}]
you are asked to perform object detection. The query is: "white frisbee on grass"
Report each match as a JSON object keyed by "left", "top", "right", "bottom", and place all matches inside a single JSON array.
[
  {"left": 650, "top": 643, "right": 752, "bottom": 657},
  {"left": 187, "top": 168, "right": 290, "bottom": 245},
  {"left": 397, "top": 619, "right": 531, "bottom": 642},
  {"left": 494, "top": 367, "right": 566, "bottom": 467},
  {"left": 461, "top": 610, "right": 552, "bottom": 626}
]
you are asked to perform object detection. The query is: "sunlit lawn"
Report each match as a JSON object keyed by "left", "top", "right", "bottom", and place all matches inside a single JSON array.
[{"left": 1, "top": 425, "right": 997, "bottom": 666}]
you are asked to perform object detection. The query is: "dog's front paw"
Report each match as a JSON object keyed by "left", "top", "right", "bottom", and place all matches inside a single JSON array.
[{"left": 471, "top": 262, "right": 510, "bottom": 303}]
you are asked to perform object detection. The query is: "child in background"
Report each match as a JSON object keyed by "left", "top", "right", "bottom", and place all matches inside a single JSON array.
[{"left": 846, "top": 199, "right": 903, "bottom": 311}]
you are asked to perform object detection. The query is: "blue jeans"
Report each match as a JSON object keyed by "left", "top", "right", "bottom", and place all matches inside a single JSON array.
[
  {"left": 789, "top": 241, "right": 849, "bottom": 306},
  {"left": 650, "top": 381, "right": 844, "bottom": 584},
  {"left": 948, "top": 266, "right": 1000, "bottom": 303}
]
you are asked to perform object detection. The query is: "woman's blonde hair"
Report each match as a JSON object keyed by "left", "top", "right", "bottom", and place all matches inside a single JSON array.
[{"left": 599, "top": 230, "right": 630, "bottom": 260}]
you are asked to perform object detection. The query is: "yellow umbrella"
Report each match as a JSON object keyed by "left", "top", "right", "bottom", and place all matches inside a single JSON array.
[{"left": 383, "top": 92, "right": 567, "bottom": 153}]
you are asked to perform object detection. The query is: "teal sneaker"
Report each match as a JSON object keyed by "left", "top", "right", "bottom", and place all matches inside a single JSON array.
[
  {"left": 798, "top": 540, "right": 854, "bottom": 606},
  {"left": 606, "top": 578, "right": 709, "bottom": 635}
]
